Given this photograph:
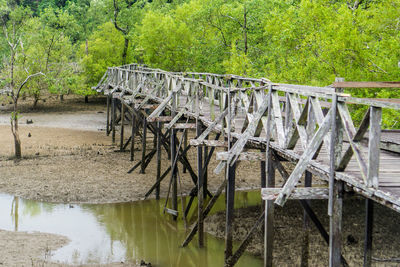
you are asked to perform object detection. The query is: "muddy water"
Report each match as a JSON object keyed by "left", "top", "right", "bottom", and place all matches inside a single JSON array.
[{"left": 0, "top": 191, "right": 262, "bottom": 266}]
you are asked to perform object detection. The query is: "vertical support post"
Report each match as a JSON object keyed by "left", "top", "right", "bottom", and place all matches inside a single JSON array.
[
  {"left": 224, "top": 85, "right": 235, "bottom": 267},
  {"left": 301, "top": 171, "right": 312, "bottom": 267},
  {"left": 111, "top": 96, "right": 116, "bottom": 144},
  {"left": 264, "top": 155, "right": 275, "bottom": 267},
  {"left": 120, "top": 102, "right": 125, "bottom": 151},
  {"left": 264, "top": 82, "right": 274, "bottom": 267},
  {"left": 329, "top": 87, "right": 343, "bottom": 267},
  {"left": 106, "top": 94, "right": 110, "bottom": 136},
  {"left": 156, "top": 121, "right": 161, "bottom": 200},
  {"left": 171, "top": 91, "right": 178, "bottom": 220},
  {"left": 183, "top": 130, "right": 188, "bottom": 173},
  {"left": 130, "top": 103, "right": 135, "bottom": 161},
  {"left": 203, "top": 133, "right": 208, "bottom": 199},
  {"left": 197, "top": 119, "right": 204, "bottom": 247},
  {"left": 367, "top": 107, "right": 381, "bottom": 188},
  {"left": 140, "top": 115, "right": 147, "bottom": 174},
  {"left": 224, "top": 162, "right": 236, "bottom": 266},
  {"left": 363, "top": 198, "right": 374, "bottom": 267}
]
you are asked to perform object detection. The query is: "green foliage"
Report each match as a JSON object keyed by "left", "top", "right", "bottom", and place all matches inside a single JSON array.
[{"left": 79, "top": 22, "right": 133, "bottom": 87}]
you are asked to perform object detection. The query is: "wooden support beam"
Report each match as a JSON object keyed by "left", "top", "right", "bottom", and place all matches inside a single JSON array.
[
  {"left": 144, "top": 166, "right": 171, "bottom": 199},
  {"left": 197, "top": 119, "right": 204, "bottom": 247},
  {"left": 329, "top": 180, "right": 344, "bottom": 267},
  {"left": 120, "top": 102, "right": 125, "bottom": 151},
  {"left": 181, "top": 179, "right": 227, "bottom": 247},
  {"left": 367, "top": 107, "right": 381, "bottom": 188},
  {"left": 130, "top": 103, "right": 136, "bottom": 161},
  {"left": 171, "top": 92, "right": 178, "bottom": 221},
  {"left": 224, "top": 163, "right": 236, "bottom": 266},
  {"left": 156, "top": 121, "right": 162, "bottom": 199},
  {"left": 226, "top": 211, "right": 265, "bottom": 267},
  {"left": 167, "top": 123, "right": 197, "bottom": 129},
  {"left": 363, "top": 198, "right": 373, "bottom": 267},
  {"left": 127, "top": 149, "right": 156, "bottom": 174},
  {"left": 147, "top": 116, "right": 173, "bottom": 123},
  {"left": 140, "top": 116, "right": 148, "bottom": 174},
  {"left": 106, "top": 94, "right": 110, "bottom": 136},
  {"left": 217, "top": 151, "right": 265, "bottom": 161},
  {"left": 264, "top": 154, "right": 275, "bottom": 267},
  {"left": 261, "top": 188, "right": 329, "bottom": 200},
  {"left": 111, "top": 97, "right": 116, "bottom": 144},
  {"left": 190, "top": 139, "right": 227, "bottom": 147}
]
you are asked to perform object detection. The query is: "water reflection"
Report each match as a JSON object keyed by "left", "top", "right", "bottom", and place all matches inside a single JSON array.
[{"left": 0, "top": 192, "right": 262, "bottom": 266}]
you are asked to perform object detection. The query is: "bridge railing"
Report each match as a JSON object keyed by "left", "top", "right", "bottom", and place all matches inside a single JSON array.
[{"left": 97, "top": 63, "right": 400, "bottom": 205}]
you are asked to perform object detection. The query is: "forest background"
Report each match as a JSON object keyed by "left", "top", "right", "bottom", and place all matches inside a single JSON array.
[{"left": 0, "top": 0, "right": 399, "bottom": 128}]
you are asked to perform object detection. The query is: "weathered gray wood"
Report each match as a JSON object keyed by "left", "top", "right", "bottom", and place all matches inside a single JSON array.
[
  {"left": 196, "top": 108, "right": 228, "bottom": 143},
  {"left": 264, "top": 154, "right": 275, "bottom": 267},
  {"left": 337, "top": 105, "right": 370, "bottom": 171},
  {"left": 167, "top": 123, "right": 197, "bottom": 129},
  {"left": 147, "top": 93, "right": 173, "bottom": 120},
  {"left": 156, "top": 121, "right": 162, "bottom": 199},
  {"left": 111, "top": 97, "right": 116, "bottom": 143},
  {"left": 217, "top": 151, "right": 265, "bottom": 161},
  {"left": 329, "top": 180, "right": 343, "bottom": 267},
  {"left": 147, "top": 116, "right": 173, "bottom": 122},
  {"left": 337, "top": 103, "right": 368, "bottom": 182},
  {"left": 130, "top": 103, "right": 136, "bottom": 161},
  {"left": 190, "top": 139, "right": 227, "bottom": 147},
  {"left": 367, "top": 107, "right": 381, "bottom": 188},
  {"left": 106, "top": 94, "right": 110, "bottom": 136},
  {"left": 275, "top": 109, "right": 332, "bottom": 206},
  {"left": 164, "top": 99, "right": 194, "bottom": 129},
  {"left": 197, "top": 119, "right": 204, "bottom": 247},
  {"left": 262, "top": 188, "right": 329, "bottom": 200},
  {"left": 120, "top": 102, "right": 125, "bottom": 151}
]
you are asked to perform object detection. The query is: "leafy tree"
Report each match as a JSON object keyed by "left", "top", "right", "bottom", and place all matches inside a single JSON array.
[{"left": 79, "top": 21, "right": 133, "bottom": 87}]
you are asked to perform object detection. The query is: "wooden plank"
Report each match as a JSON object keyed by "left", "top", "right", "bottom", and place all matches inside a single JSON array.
[{"left": 262, "top": 188, "right": 329, "bottom": 200}]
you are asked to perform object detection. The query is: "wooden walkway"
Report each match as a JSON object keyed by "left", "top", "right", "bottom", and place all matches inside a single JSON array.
[{"left": 95, "top": 63, "right": 400, "bottom": 267}]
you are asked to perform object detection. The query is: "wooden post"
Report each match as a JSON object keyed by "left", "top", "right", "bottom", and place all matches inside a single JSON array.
[
  {"left": 130, "top": 103, "right": 135, "bottom": 161},
  {"left": 106, "top": 94, "right": 110, "bottom": 136},
  {"left": 120, "top": 102, "right": 125, "bottom": 151},
  {"left": 363, "top": 198, "right": 373, "bottom": 267},
  {"left": 183, "top": 130, "right": 188, "bottom": 173},
  {"left": 367, "top": 107, "right": 381, "bottom": 188},
  {"left": 264, "top": 155, "right": 275, "bottom": 267},
  {"left": 203, "top": 133, "right": 208, "bottom": 199},
  {"left": 140, "top": 115, "right": 147, "bottom": 174},
  {"left": 329, "top": 180, "right": 343, "bottom": 267},
  {"left": 197, "top": 119, "right": 204, "bottom": 247},
  {"left": 171, "top": 91, "right": 178, "bottom": 220},
  {"left": 224, "top": 162, "right": 236, "bottom": 266},
  {"left": 111, "top": 96, "right": 116, "bottom": 144},
  {"left": 156, "top": 121, "right": 162, "bottom": 200},
  {"left": 301, "top": 171, "right": 312, "bottom": 267}
]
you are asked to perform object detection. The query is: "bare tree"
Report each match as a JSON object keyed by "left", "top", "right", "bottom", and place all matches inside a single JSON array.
[{"left": 1, "top": 4, "right": 44, "bottom": 159}]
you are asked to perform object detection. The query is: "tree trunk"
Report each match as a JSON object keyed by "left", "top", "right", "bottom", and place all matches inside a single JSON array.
[
  {"left": 122, "top": 38, "right": 129, "bottom": 65},
  {"left": 12, "top": 102, "right": 22, "bottom": 159},
  {"left": 85, "top": 95, "right": 89, "bottom": 103},
  {"left": 60, "top": 94, "right": 64, "bottom": 101},
  {"left": 33, "top": 95, "right": 39, "bottom": 108}
]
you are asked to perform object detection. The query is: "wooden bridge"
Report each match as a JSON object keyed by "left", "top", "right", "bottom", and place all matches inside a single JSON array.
[{"left": 95, "top": 63, "right": 400, "bottom": 267}]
